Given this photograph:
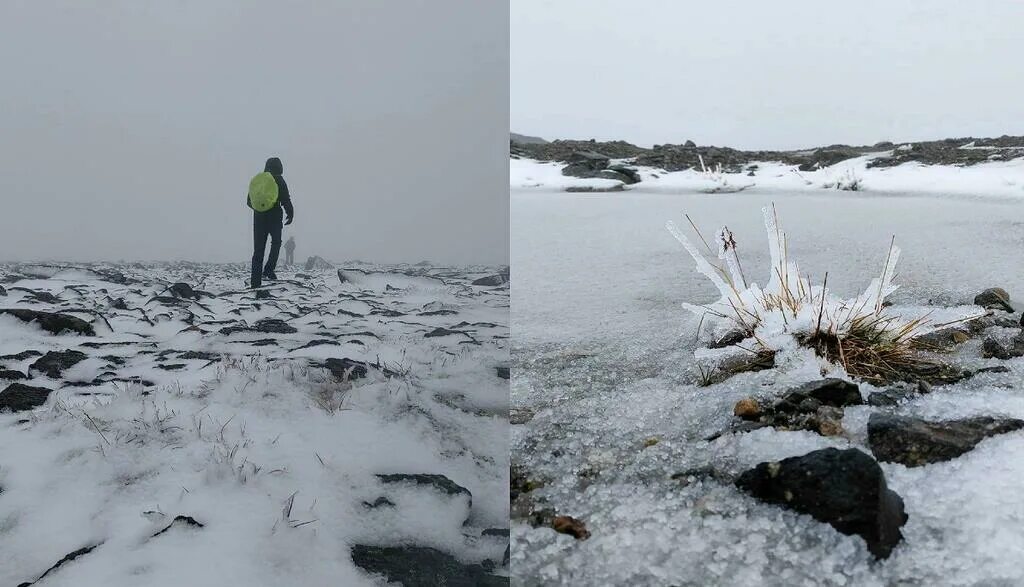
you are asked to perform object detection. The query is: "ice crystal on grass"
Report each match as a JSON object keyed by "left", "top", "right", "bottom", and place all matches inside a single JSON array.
[{"left": 668, "top": 205, "right": 984, "bottom": 382}]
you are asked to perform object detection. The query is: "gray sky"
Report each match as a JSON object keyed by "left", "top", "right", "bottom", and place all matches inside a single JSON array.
[
  {"left": 0, "top": 0, "right": 508, "bottom": 266},
  {"left": 512, "top": 0, "right": 1024, "bottom": 150}
]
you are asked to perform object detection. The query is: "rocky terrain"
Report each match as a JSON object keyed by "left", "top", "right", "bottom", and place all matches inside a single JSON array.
[
  {"left": 512, "top": 286, "right": 1024, "bottom": 584},
  {"left": 510, "top": 190, "right": 1024, "bottom": 585},
  {"left": 0, "top": 260, "right": 509, "bottom": 586},
  {"left": 511, "top": 133, "right": 1024, "bottom": 175}
]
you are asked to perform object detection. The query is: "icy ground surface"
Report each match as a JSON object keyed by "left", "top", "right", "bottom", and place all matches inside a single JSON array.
[
  {"left": 0, "top": 261, "right": 509, "bottom": 586},
  {"left": 511, "top": 190, "right": 1024, "bottom": 586}
]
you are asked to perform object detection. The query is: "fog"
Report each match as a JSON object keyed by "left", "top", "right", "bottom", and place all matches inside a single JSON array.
[
  {"left": 512, "top": 0, "right": 1024, "bottom": 150},
  {"left": 0, "top": 0, "right": 508, "bottom": 266}
]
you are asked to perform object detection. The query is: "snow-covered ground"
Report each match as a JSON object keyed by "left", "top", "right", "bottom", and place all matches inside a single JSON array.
[
  {"left": 511, "top": 189, "right": 1024, "bottom": 585},
  {"left": 0, "top": 261, "right": 509, "bottom": 586},
  {"left": 511, "top": 153, "right": 1024, "bottom": 199}
]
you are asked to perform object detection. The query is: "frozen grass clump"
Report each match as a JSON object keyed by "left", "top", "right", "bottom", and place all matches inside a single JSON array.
[{"left": 667, "top": 205, "right": 984, "bottom": 383}]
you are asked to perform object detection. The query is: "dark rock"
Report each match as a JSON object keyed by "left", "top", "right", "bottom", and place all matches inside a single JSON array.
[
  {"left": 26, "top": 290, "right": 60, "bottom": 304},
  {"left": 0, "top": 383, "right": 53, "bottom": 412},
  {"left": 562, "top": 150, "right": 610, "bottom": 174},
  {"left": 376, "top": 473, "right": 472, "bottom": 501},
  {"left": 362, "top": 497, "right": 396, "bottom": 509},
  {"left": 178, "top": 350, "right": 220, "bottom": 361},
  {"left": 17, "top": 543, "right": 102, "bottom": 587},
  {"left": 867, "top": 385, "right": 919, "bottom": 406},
  {"left": 754, "top": 379, "right": 862, "bottom": 435},
  {"left": 0, "top": 350, "right": 43, "bottom": 361},
  {"left": 156, "top": 363, "right": 187, "bottom": 371},
  {"left": 975, "top": 288, "right": 1013, "bottom": 312},
  {"left": 736, "top": 447, "right": 907, "bottom": 559},
  {"left": 220, "top": 318, "right": 297, "bottom": 335},
  {"left": 425, "top": 327, "right": 464, "bottom": 338},
  {"left": 291, "top": 339, "right": 341, "bottom": 352},
  {"left": 914, "top": 327, "right": 971, "bottom": 349},
  {"left": 0, "top": 309, "right": 95, "bottom": 336},
  {"left": 168, "top": 282, "right": 200, "bottom": 300},
  {"left": 684, "top": 139, "right": 697, "bottom": 148},
  {"left": 705, "top": 351, "right": 775, "bottom": 384},
  {"left": 152, "top": 515, "right": 204, "bottom": 537},
  {"left": 704, "top": 420, "right": 771, "bottom": 441},
  {"left": 780, "top": 379, "right": 863, "bottom": 409},
  {"left": 797, "top": 148, "right": 861, "bottom": 171},
  {"left": 981, "top": 336, "right": 1024, "bottom": 360},
  {"left": 472, "top": 273, "right": 509, "bottom": 287},
  {"left": 867, "top": 413, "right": 1024, "bottom": 467},
  {"left": 350, "top": 545, "right": 508, "bottom": 587},
  {"left": 322, "top": 358, "right": 369, "bottom": 380},
  {"left": 607, "top": 164, "right": 641, "bottom": 184},
  {"left": 708, "top": 329, "right": 747, "bottom": 348},
  {"left": 594, "top": 169, "right": 630, "bottom": 183},
  {"left": 30, "top": 350, "right": 88, "bottom": 378},
  {"left": 561, "top": 150, "right": 618, "bottom": 180},
  {"left": 0, "top": 285, "right": 6, "bottom": 296},
  {"left": 0, "top": 369, "right": 27, "bottom": 380},
  {"left": 254, "top": 319, "right": 297, "bottom": 333},
  {"left": 148, "top": 295, "right": 189, "bottom": 307},
  {"left": 496, "top": 366, "right": 510, "bottom": 379},
  {"left": 374, "top": 474, "right": 473, "bottom": 526},
  {"left": 482, "top": 528, "right": 510, "bottom": 538}
]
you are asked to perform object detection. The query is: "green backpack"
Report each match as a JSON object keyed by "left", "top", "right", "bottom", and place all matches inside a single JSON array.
[{"left": 248, "top": 172, "right": 279, "bottom": 212}]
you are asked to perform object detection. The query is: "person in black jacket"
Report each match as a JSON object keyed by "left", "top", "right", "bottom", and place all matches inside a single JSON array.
[
  {"left": 248, "top": 156, "right": 294, "bottom": 290},
  {"left": 284, "top": 236, "right": 296, "bottom": 266}
]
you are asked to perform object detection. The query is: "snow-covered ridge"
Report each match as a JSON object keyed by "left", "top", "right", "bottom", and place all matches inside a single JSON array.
[
  {"left": 511, "top": 153, "right": 1024, "bottom": 198},
  {"left": 0, "top": 261, "right": 510, "bottom": 586}
]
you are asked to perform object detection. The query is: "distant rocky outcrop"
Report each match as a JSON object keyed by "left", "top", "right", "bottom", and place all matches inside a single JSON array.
[
  {"left": 513, "top": 134, "right": 1024, "bottom": 171},
  {"left": 868, "top": 136, "right": 1024, "bottom": 168},
  {"left": 510, "top": 132, "right": 548, "bottom": 145},
  {"left": 560, "top": 150, "right": 641, "bottom": 185}
]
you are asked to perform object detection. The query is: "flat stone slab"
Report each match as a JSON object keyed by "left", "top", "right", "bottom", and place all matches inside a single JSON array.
[
  {"left": 868, "top": 413, "right": 1024, "bottom": 467},
  {"left": 0, "top": 383, "right": 53, "bottom": 412}
]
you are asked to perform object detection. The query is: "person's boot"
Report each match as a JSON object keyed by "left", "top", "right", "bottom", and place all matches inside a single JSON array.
[{"left": 264, "top": 270, "right": 278, "bottom": 281}]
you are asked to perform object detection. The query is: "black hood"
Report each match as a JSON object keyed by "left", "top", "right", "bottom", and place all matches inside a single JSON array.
[{"left": 264, "top": 157, "right": 283, "bottom": 175}]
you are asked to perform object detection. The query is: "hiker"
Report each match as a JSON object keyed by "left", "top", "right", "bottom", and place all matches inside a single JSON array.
[
  {"left": 247, "top": 157, "right": 294, "bottom": 290},
  {"left": 284, "top": 236, "right": 296, "bottom": 266}
]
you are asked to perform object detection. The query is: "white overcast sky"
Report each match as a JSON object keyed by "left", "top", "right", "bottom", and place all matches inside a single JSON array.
[
  {"left": 512, "top": 0, "right": 1024, "bottom": 150},
  {"left": 0, "top": 0, "right": 508, "bottom": 265}
]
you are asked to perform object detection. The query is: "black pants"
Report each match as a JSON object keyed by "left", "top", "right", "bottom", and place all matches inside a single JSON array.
[{"left": 251, "top": 210, "right": 282, "bottom": 288}]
